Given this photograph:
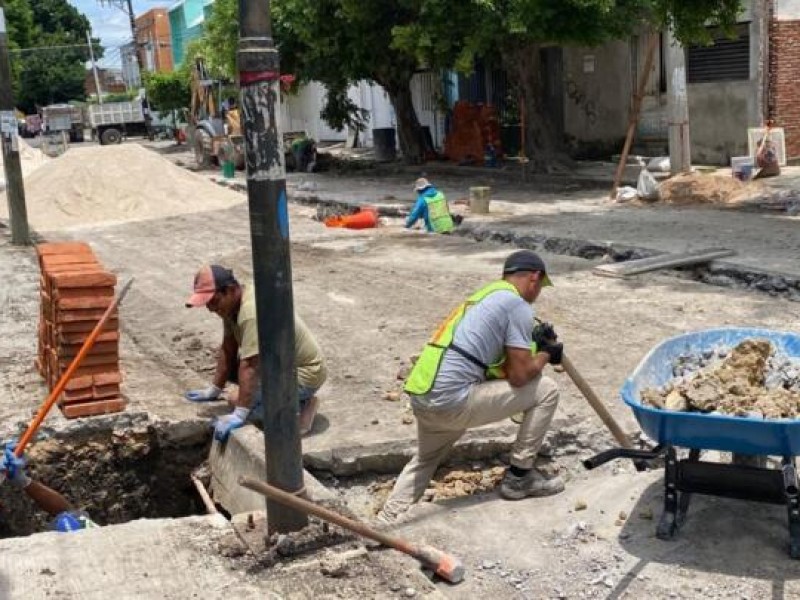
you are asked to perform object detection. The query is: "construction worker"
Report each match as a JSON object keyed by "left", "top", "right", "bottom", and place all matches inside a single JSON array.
[
  {"left": 405, "top": 178, "right": 455, "bottom": 234},
  {"left": 377, "top": 250, "right": 564, "bottom": 524},
  {"left": 184, "top": 265, "right": 327, "bottom": 442},
  {"left": 291, "top": 134, "right": 318, "bottom": 173},
  {"left": 1, "top": 444, "right": 98, "bottom": 532}
]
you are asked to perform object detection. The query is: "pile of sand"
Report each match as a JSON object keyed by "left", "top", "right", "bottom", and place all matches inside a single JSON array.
[
  {"left": 0, "top": 137, "right": 50, "bottom": 185},
  {"left": 0, "top": 144, "right": 244, "bottom": 231},
  {"left": 658, "top": 173, "right": 765, "bottom": 206}
]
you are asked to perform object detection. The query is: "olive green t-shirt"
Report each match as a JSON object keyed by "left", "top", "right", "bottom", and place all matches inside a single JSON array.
[{"left": 224, "top": 283, "right": 327, "bottom": 389}]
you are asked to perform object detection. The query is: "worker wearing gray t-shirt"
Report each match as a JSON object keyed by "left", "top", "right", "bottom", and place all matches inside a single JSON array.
[{"left": 378, "top": 250, "right": 564, "bottom": 525}]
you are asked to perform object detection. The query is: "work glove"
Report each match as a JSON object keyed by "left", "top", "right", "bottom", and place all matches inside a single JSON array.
[
  {"left": 212, "top": 407, "right": 249, "bottom": 442},
  {"left": 1, "top": 444, "right": 32, "bottom": 489},
  {"left": 540, "top": 341, "right": 564, "bottom": 366},
  {"left": 185, "top": 384, "right": 223, "bottom": 403},
  {"left": 532, "top": 321, "right": 558, "bottom": 346}
]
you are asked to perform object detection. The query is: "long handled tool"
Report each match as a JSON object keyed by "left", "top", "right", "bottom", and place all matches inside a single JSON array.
[
  {"left": 560, "top": 354, "right": 633, "bottom": 450},
  {"left": 13, "top": 278, "right": 134, "bottom": 457},
  {"left": 239, "top": 475, "right": 465, "bottom": 584}
]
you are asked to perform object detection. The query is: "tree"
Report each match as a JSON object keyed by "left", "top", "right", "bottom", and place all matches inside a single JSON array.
[
  {"left": 144, "top": 70, "right": 191, "bottom": 113},
  {"left": 6, "top": 0, "right": 100, "bottom": 113},
  {"left": 402, "top": 0, "right": 742, "bottom": 169}
]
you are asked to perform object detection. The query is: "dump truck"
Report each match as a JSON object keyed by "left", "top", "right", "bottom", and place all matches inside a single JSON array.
[
  {"left": 41, "top": 104, "right": 84, "bottom": 142},
  {"left": 86, "top": 100, "right": 153, "bottom": 145}
]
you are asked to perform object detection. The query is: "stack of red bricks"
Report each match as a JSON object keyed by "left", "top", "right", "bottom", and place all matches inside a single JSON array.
[{"left": 35, "top": 242, "right": 126, "bottom": 419}]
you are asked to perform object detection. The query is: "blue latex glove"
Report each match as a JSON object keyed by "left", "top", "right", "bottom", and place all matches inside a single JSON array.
[
  {"left": 185, "top": 384, "right": 222, "bottom": 403},
  {"left": 212, "top": 407, "right": 249, "bottom": 442},
  {"left": 2, "top": 444, "right": 32, "bottom": 489}
]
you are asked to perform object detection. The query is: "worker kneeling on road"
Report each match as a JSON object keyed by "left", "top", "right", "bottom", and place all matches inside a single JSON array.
[
  {"left": 405, "top": 178, "right": 456, "bottom": 234},
  {"left": 184, "top": 265, "right": 327, "bottom": 442},
  {"left": 378, "top": 250, "right": 564, "bottom": 524},
  {"left": 1, "top": 444, "right": 98, "bottom": 532}
]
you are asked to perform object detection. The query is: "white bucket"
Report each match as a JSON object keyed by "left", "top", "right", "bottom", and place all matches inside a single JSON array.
[{"left": 731, "top": 156, "right": 754, "bottom": 182}]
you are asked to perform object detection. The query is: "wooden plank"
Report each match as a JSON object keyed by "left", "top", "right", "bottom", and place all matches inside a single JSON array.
[{"left": 592, "top": 248, "right": 735, "bottom": 279}]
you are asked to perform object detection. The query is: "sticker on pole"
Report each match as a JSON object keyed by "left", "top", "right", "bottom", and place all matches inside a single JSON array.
[{"left": 0, "top": 111, "right": 16, "bottom": 134}]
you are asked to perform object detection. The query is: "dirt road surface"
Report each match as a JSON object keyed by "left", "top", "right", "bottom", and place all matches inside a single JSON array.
[{"left": 1, "top": 142, "right": 800, "bottom": 598}]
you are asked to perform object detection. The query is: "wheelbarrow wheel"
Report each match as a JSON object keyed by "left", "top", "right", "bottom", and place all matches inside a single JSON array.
[{"left": 656, "top": 511, "right": 677, "bottom": 540}]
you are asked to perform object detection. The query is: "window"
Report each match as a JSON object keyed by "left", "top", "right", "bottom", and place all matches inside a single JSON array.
[{"left": 687, "top": 23, "right": 750, "bottom": 83}]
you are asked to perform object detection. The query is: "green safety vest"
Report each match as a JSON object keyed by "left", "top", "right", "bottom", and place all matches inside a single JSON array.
[
  {"left": 405, "top": 280, "right": 534, "bottom": 395},
  {"left": 424, "top": 191, "right": 454, "bottom": 234}
]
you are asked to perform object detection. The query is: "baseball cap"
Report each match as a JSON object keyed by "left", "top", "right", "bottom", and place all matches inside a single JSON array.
[
  {"left": 185, "top": 265, "right": 237, "bottom": 307},
  {"left": 414, "top": 177, "right": 431, "bottom": 191},
  {"left": 502, "top": 250, "right": 553, "bottom": 286}
]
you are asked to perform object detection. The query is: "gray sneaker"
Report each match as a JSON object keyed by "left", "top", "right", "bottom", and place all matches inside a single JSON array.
[{"left": 500, "top": 468, "right": 565, "bottom": 500}]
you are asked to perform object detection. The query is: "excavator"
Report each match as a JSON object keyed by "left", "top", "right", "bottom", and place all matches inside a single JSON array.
[{"left": 188, "top": 58, "right": 245, "bottom": 170}]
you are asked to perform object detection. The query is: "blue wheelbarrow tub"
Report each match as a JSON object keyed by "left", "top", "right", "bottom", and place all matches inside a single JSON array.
[{"left": 621, "top": 327, "right": 800, "bottom": 456}]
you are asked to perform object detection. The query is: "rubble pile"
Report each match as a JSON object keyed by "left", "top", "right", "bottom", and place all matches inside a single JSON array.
[{"left": 642, "top": 339, "right": 800, "bottom": 418}]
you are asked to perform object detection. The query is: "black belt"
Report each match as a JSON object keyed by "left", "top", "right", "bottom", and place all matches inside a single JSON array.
[{"left": 448, "top": 342, "right": 489, "bottom": 371}]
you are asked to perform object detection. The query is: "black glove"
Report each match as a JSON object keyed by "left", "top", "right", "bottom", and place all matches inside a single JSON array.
[
  {"left": 540, "top": 341, "right": 563, "bottom": 365},
  {"left": 532, "top": 321, "right": 558, "bottom": 346}
]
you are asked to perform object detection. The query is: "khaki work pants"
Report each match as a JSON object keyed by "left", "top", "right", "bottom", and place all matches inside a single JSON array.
[{"left": 383, "top": 375, "right": 559, "bottom": 512}]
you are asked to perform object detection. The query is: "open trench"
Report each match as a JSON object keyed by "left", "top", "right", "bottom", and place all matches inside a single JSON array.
[{"left": 0, "top": 415, "right": 211, "bottom": 538}]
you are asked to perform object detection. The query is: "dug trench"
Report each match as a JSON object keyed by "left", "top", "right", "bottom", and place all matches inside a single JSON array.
[{"left": 0, "top": 414, "right": 211, "bottom": 538}]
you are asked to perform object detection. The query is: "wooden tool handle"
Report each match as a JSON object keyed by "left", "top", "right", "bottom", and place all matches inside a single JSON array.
[{"left": 561, "top": 354, "right": 633, "bottom": 449}]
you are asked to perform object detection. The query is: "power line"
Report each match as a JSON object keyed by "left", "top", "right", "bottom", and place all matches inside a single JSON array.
[{"left": 9, "top": 42, "right": 99, "bottom": 54}]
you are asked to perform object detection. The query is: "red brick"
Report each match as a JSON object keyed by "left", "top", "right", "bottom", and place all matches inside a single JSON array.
[
  {"left": 93, "top": 370, "right": 122, "bottom": 386},
  {"left": 58, "top": 330, "right": 119, "bottom": 345},
  {"left": 57, "top": 319, "right": 119, "bottom": 334},
  {"left": 60, "top": 398, "right": 126, "bottom": 419},
  {"left": 35, "top": 242, "right": 93, "bottom": 259},
  {"left": 40, "top": 254, "right": 98, "bottom": 270},
  {"left": 64, "top": 374, "right": 93, "bottom": 391},
  {"left": 57, "top": 295, "right": 114, "bottom": 311},
  {"left": 51, "top": 271, "right": 116, "bottom": 289},
  {"left": 93, "top": 383, "right": 121, "bottom": 399},
  {"left": 56, "top": 352, "right": 119, "bottom": 371},
  {"left": 57, "top": 341, "right": 118, "bottom": 359},
  {"left": 54, "top": 287, "right": 114, "bottom": 301},
  {"left": 61, "top": 388, "right": 94, "bottom": 403},
  {"left": 55, "top": 308, "right": 117, "bottom": 323},
  {"left": 63, "top": 363, "right": 124, "bottom": 379}
]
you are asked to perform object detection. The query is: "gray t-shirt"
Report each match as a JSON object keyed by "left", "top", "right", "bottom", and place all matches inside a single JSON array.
[{"left": 415, "top": 290, "right": 534, "bottom": 410}]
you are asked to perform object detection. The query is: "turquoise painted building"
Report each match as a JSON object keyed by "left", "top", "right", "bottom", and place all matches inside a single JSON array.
[{"left": 168, "top": 0, "right": 214, "bottom": 67}]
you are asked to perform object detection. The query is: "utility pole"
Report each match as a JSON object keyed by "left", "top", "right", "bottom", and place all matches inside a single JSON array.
[
  {"left": 0, "top": 8, "right": 30, "bottom": 245},
  {"left": 87, "top": 30, "right": 103, "bottom": 104},
  {"left": 238, "top": 0, "right": 308, "bottom": 533},
  {"left": 98, "top": 0, "right": 143, "bottom": 86},
  {"left": 666, "top": 29, "right": 691, "bottom": 174}
]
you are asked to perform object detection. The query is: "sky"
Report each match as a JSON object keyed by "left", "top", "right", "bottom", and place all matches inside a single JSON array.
[{"left": 67, "top": 0, "right": 177, "bottom": 68}]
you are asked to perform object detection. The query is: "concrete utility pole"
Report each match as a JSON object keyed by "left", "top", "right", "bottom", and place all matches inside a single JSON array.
[
  {"left": 238, "top": 0, "right": 308, "bottom": 533},
  {"left": 87, "top": 30, "right": 103, "bottom": 104},
  {"left": 666, "top": 29, "right": 691, "bottom": 174},
  {"left": 0, "top": 8, "right": 30, "bottom": 245}
]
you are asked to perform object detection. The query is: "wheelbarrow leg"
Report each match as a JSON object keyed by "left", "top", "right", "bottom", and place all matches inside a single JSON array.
[
  {"left": 657, "top": 446, "right": 680, "bottom": 540},
  {"left": 675, "top": 449, "right": 700, "bottom": 528},
  {"left": 781, "top": 457, "right": 800, "bottom": 559}
]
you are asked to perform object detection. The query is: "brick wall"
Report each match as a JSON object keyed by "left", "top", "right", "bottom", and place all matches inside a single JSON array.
[{"left": 769, "top": 19, "right": 800, "bottom": 159}]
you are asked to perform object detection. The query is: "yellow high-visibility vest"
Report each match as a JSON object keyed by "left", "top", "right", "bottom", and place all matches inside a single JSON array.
[
  {"left": 424, "top": 191, "right": 454, "bottom": 233},
  {"left": 405, "top": 280, "right": 522, "bottom": 395}
]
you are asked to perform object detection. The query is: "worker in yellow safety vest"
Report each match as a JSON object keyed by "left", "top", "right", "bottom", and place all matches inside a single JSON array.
[
  {"left": 377, "top": 250, "right": 564, "bottom": 525},
  {"left": 404, "top": 178, "right": 455, "bottom": 234}
]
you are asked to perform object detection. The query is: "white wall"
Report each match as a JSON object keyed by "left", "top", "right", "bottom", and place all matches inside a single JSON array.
[
  {"left": 279, "top": 81, "right": 395, "bottom": 147},
  {"left": 776, "top": 0, "right": 800, "bottom": 20}
]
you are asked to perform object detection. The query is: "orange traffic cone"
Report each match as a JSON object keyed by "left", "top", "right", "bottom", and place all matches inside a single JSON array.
[{"left": 324, "top": 208, "right": 378, "bottom": 230}]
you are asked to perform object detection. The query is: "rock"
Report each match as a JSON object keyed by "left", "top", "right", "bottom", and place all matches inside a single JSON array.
[
  {"left": 319, "top": 550, "right": 350, "bottom": 578},
  {"left": 389, "top": 582, "right": 402, "bottom": 592},
  {"left": 618, "top": 510, "right": 627, "bottom": 521},
  {"left": 383, "top": 391, "right": 401, "bottom": 402},
  {"left": 401, "top": 416, "right": 414, "bottom": 425},
  {"left": 403, "top": 587, "right": 417, "bottom": 597},
  {"left": 371, "top": 419, "right": 380, "bottom": 425},
  {"left": 574, "top": 499, "right": 588, "bottom": 511},
  {"left": 639, "top": 507, "right": 654, "bottom": 520}
]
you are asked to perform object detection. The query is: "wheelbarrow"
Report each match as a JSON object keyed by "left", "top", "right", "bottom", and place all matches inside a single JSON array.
[{"left": 585, "top": 327, "right": 800, "bottom": 558}]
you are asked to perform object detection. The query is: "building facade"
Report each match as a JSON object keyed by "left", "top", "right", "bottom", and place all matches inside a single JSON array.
[{"left": 136, "top": 8, "right": 174, "bottom": 73}]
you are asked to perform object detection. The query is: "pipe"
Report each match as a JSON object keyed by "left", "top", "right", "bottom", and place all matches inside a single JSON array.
[
  {"left": 191, "top": 475, "right": 218, "bottom": 515},
  {"left": 582, "top": 445, "right": 664, "bottom": 471}
]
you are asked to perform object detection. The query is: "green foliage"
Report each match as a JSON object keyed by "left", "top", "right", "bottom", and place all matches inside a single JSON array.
[
  {"left": 6, "top": 0, "right": 101, "bottom": 113},
  {"left": 144, "top": 70, "right": 191, "bottom": 112}
]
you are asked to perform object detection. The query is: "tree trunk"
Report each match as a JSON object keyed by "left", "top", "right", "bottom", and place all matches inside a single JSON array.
[
  {"left": 503, "top": 42, "right": 570, "bottom": 172},
  {"left": 385, "top": 83, "right": 425, "bottom": 165}
]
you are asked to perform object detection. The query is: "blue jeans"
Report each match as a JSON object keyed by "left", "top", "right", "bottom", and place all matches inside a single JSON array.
[{"left": 249, "top": 384, "right": 318, "bottom": 424}]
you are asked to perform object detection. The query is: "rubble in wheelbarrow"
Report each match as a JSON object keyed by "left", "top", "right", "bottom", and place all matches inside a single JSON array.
[{"left": 641, "top": 339, "right": 800, "bottom": 418}]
